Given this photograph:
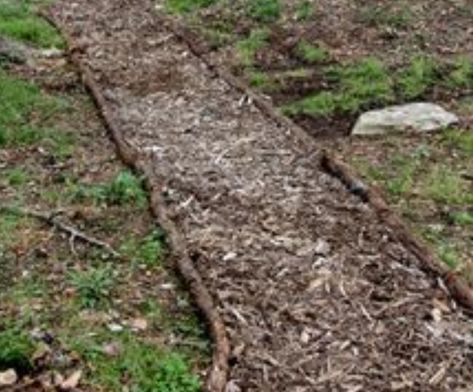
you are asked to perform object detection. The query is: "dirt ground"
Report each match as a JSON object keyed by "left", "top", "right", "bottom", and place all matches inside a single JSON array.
[
  {"left": 0, "top": 35, "right": 207, "bottom": 390},
  {"left": 49, "top": 0, "right": 473, "bottom": 391}
]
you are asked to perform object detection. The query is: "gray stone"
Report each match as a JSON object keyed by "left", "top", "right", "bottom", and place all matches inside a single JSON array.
[{"left": 352, "top": 103, "right": 459, "bottom": 136}]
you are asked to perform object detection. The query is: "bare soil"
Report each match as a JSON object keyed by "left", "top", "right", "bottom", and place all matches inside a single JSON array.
[{"left": 49, "top": 1, "right": 473, "bottom": 391}]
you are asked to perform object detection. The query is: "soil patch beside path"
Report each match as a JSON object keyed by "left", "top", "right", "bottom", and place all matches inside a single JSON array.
[{"left": 50, "top": 1, "right": 473, "bottom": 391}]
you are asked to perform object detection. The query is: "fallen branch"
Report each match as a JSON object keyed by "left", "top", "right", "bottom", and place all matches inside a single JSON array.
[{"left": 0, "top": 205, "right": 120, "bottom": 258}]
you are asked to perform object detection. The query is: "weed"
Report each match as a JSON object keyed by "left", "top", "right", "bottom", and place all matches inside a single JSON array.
[
  {"left": 385, "top": 155, "right": 417, "bottom": 198},
  {"left": 0, "top": 0, "right": 64, "bottom": 48},
  {"left": 282, "top": 91, "right": 337, "bottom": 117},
  {"left": 449, "top": 211, "right": 473, "bottom": 226},
  {"left": 120, "top": 229, "right": 166, "bottom": 268},
  {"left": 5, "top": 167, "right": 30, "bottom": 186},
  {"left": 248, "top": 70, "right": 276, "bottom": 90},
  {"left": 0, "top": 70, "right": 64, "bottom": 148},
  {"left": 359, "top": 5, "right": 412, "bottom": 29},
  {"left": 295, "top": 0, "right": 314, "bottom": 21},
  {"left": 72, "top": 171, "right": 147, "bottom": 207},
  {"left": 0, "top": 327, "right": 34, "bottom": 373},
  {"left": 439, "top": 245, "right": 461, "bottom": 269},
  {"left": 246, "top": 0, "right": 281, "bottom": 23},
  {"left": 295, "top": 40, "right": 327, "bottom": 64},
  {"left": 236, "top": 29, "right": 269, "bottom": 67},
  {"left": 69, "top": 265, "right": 115, "bottom": 309},
  {"left": 425, "top": 166, "right": 473, "bottom": 205},
  {"left": 165, "top": 0, "right": 217, "bottom": 13},
  {"left": 397, "top": 56, "right": 437, "bottom": 99},
  {"left": 283, "top": 58, "right": 393, "bottom": 116},
  {"left": 106, "top": 171, "right": 146, "bottom": 206},
  {"left": 441, "top": 129, "right": 473, "bottom": 156},
  {"left": 448, "top": 56, "right": 473, "bottom": 89},
  {"left": 72, "top": 332, "right": 200, "bottom": 392}
]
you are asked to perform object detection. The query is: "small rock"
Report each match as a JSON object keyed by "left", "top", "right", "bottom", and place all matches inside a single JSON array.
[
  {"left": 352, "top": 103, "right": 458, "bottom": 136},
  {"left": 107, "top": 323, "right": 124, "bottom": 333},
  {"left": 130, "top": 318, "right": 148, "bottom": 331},
  {"left": 314, "top": 239, "right": 331, "bottom": 256},
  {"left": 101, "top": 342, "right": 122, "bottom": 357},
  {"left": 0, "top": 369, "right": 18, "bottom": 386}
]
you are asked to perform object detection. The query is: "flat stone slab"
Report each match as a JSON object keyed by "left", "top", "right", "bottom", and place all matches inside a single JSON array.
[{"left": 352, "top": 103, "right": 459, "bottom": 136}]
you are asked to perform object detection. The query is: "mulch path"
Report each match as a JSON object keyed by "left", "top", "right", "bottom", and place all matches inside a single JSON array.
[{"left": 50, "top": 1, "right": 473, "bottom": 390}]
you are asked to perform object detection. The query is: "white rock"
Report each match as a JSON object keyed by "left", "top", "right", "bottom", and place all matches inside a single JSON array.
[
  {"left": 352, "top": 103, "right": 458, "bottom": 136},
  {"left": 0, "top": 369, "right": 18, "bottom": 386}
]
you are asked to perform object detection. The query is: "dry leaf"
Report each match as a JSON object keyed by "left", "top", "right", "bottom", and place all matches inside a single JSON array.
[{"left": 60, "top": 369, "right": 82, "bottom": 390}]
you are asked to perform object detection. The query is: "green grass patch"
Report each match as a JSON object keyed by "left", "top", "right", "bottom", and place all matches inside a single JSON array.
[
  {"left": 0, "top": 0, "right": 64, "bottom": 48},
  {"left": 247, "top": 69, "right": 277, "bottom": 91},
  {"left": 358, "top": 5, "right": 413, "bottom": 29},
  {"left": 69, "top": 265, "right": 115, "bottom": 309},
  {"left": 294, "top": 0, "right": 314, "bottom": 21},
  {"left": 448, "top": 56, "right": 473, "bottom": 89},
  {"left": 425, "top": 166, "right": 473, "bottom": 205},
  {"left": 236, "top": 29, "right": 270, "bottom": 67},
  {"left": 0, "top": 70, "right": 68, "bottom": 148},
  {"left": 449, "top": 211, "right": 473, "bottom": 226},
  {"left": 120, "top": 229, "right": 166, "bottom": 268},
  {"left": 283, "top": 58, "right": 393, "bottom": 116},
  {"left": 0, "top": 326, "right": 35, "bottom": 373},
  {"left": 72, "top": 171, "right": 147, "bottom": 208},
  {"left": 295, "top": 40, "right": 328, "bottom": 64},
  {"left": 397, "top": 56, "right": 437, "bottom": 100},
  {"left": 71, "top": 331, "right": 200, "bottom": 392},
  {"left": 165, "top": 0, "right": 217, "bottom": 13},
  {"left": 441, "top": 129, "right": 473, "bottom": 156},
  {"left": 246, "top": 0, "right": 281, "bottom": 23},
  {"left": 5, "top": 167, "right": 30, "bottom": 187}
]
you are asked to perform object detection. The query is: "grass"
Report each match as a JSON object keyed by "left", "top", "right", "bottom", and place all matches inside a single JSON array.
[
  {"left": 294, "top": 0, "right": 314, "bottom": 21},
  {"left": 69, "top": 265, "right": 115, "bottom": 309},
  {"left": 165, "top": 0, "right": 217, "bottom": 13},
  {"left": 295, "top": 40, "right": 328, "bottom": 64},
  {"left": 283, "top": 58, "right": 393, "bottom": 116},
  {"left": 246, "top": 0, "right": 281, "bottom": 23},
  {"left": 0, "top": 70, "right": 69, "bottom": 148},
  {"left": 358, "top": 4, "right": 413, "bottom": 29},
  {"left": 5, "top": 167, "right": 30, "bottom": 187},
  {"left": 441, "top": 129, "right": 473, "bottom": 155},
  {"left": 397, "top": 56, "right": 437, "bottom": 100},
  {"left": 448, "top": 56, "right": 473, "bottom": 89},
  {"left": 0, "top": 327, "right": 35, "bottom": 374},
  {"left": 425, "top": 166, "right": 473, "bottom": 205},
  {"left": 71, "top": 332, "right": 200, "bottom": 392},
  {"left": 72, "top": 171, "right": 147, "bottom": 207},
  {"left": 449, "top": 211, "right": 473, "bottom": 226},
  {"left": 120, "top": 229, "right": 166, "bottom": 268},
  {"left": 0, "top": 0, "right": 64, "bottom": 48},
  {"left": 247, "top": 69, "right": 276, "bottom": 90},
  {"left": 236, "top": 28, "right": 270, "bottom": 67}
]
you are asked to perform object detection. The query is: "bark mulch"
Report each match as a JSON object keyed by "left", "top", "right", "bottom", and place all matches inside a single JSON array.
[{"left": 50, "top": 1, "right": 473, "bottom": 391}]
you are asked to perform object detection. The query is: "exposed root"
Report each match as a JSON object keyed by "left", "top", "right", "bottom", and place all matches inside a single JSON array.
[
  {"left": 0, "top": 205, "right": 120, "bottom": 258},
  {"left": 320, "top": 151, "right": 473, "bottom": 310}
]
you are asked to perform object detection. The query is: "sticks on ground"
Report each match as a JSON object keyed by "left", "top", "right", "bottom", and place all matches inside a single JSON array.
[{"left": 0, "top": 205, "right": 120, "bottom": 258}]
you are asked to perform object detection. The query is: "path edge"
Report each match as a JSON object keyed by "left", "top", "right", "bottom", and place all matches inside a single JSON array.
[
  {"left": 42, "top": 9, "right": 231, "bottom": 392},
  {"left": 162, "top": 13, "right": 473, "bottom": 312}
]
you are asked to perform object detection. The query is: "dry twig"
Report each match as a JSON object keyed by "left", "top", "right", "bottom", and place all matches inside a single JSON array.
[{"left": 0, "top": 205, "right": 120, "bottom": 258}]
